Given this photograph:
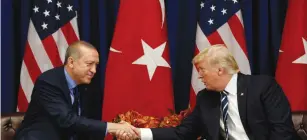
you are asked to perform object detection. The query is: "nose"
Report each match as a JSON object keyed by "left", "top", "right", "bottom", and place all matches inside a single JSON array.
[
  {"left": 198, "top": 70, "right": 203, "bottom": 76},
  {"left": 90, "top": 65, "right": 97, "bottom": 74},
  {"left": 198, "top": 71, "right": 204, "bottom": 80}
]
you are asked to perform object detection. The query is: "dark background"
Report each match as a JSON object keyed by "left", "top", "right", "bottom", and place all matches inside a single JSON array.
[{"left": 1, "top": 0, "right": 288, "bottom": 120}]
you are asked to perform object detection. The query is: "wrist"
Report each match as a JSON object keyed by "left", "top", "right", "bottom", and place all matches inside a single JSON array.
[{"left": 107, "top": 123, "right": 119, "bottom": 133}]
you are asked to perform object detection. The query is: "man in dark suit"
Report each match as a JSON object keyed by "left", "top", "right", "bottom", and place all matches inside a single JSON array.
[
  {"left": 15, "top": 41, "right": 138, "bottom": 140},
  {"left": 115, "top": 44, "right": 299, "bottom": 140}
]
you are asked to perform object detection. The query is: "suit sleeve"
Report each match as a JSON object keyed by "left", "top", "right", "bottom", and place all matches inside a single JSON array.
[
  {"left": 261, "top": 78, "right": 297, "bottom": 140},
  {"left": 150, "top": 94, "right": 203, "bottom": 140},
  {"left": 34, "top": 79, "right": 107, "bottom": 137}
]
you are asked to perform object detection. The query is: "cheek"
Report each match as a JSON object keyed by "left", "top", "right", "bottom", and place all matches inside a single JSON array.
[
  {"left": 202, "top": 72, "right": 209, "bottom": 78},
  {"left": 204, "top": 73, "right": 214, "bottom": 81}
]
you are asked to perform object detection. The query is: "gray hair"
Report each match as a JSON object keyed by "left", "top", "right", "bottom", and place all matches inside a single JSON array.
[{"left": 64, "top": 41, "right": 96, "bottom": 65}]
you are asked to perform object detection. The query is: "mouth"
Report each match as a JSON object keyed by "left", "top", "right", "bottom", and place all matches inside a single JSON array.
[{"left": 202, "top": 80, "right": 207, "bottom": 86}]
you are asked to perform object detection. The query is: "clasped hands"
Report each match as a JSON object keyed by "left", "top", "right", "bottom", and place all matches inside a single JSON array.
[{"left": 107, "top": 121, "right": 141, "bottom": 140}]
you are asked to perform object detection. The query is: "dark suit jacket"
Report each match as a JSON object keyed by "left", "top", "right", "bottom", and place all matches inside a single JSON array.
[
  {"left": 15, "top": 66, "right": 106, "bottom": 140},
  {"left": 151, "top": 73, "right": 299, "bottom": 140}
]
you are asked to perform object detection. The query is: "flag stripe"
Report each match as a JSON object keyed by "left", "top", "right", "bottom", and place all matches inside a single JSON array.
[
  {"left": 23, "top": 42, "right": 42, "bottom": 82},
  {"left": 217, "top": 23, "right": 251, "bottom": 74},
  {"left": 235, "top": 11, "right": 244, "bottom": 28},
  {"left": 61, "top": 22, "right": 79, "bottom": 45},
  {"left": 194, "top": 46, "right": 200, "bottom": 56},
  {"left": 189, "top": 86, "right": 197, "bottom": 108},
  {"left": 228, "top": 12, "right": 248, "bottom": 56},
  {"left": 71, "top": 17, "right": 80, "bottom": 39},
  {"left": 191, "top": 65, "right": 205, "bottom": 93},
  {"left": 52, "top": 30, "right": 69, "bottom": 63},
  {"left": 20, "top": 62, "right": 35, "bottom": 102},
  {"left": 28, "top": 20, "right": 54, "bottom": 72},
  {"left": 207, "top": 31, "right": 225, "bottom": 45},
  {"left": 17, "top": 85, "right": 29, "bottom": 112},
  {"left": 196, "top": 24, "right": 211, "bottom": 51},
  {"left": 42, "top": 36, "right": 63, "bottom": 66}
]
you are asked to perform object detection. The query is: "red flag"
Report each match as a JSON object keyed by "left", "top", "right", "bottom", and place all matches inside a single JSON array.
[
  {"left": 276, "top": 0, "right": 307, "bottom": 111},
  {"left": 102, "top": 0, "right": 174, "bottom": 122}
]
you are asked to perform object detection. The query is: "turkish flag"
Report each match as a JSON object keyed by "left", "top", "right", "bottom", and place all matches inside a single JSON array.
[
  {"left": 276, "top": 0, "right": 307, "bottom": 111},
  {"left": 102, "top": 0, "right": 174, "bottom": 122}
]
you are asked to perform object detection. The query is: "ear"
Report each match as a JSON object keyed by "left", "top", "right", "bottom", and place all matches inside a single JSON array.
[
  {"left": 67, "top": 57, "right": 74, "bottom": 68},
  {"left": 217, "top": 67, "right": 224, "bottom": 76}
]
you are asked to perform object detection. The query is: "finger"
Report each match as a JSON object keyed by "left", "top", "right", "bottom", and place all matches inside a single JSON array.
[
  {"left": 131, "top": 127, "right": 140, "bottom": 136},
  {"left": 126, "top": 127, "right": 135, "bottom": 136},
  {"left": 115, "top": 130, "right": 122, "bottom": 138},
  {"left": 130, "top": 129, "right": 140, "bottom": 140},
  {"left": 119, "top": 120, "right": 126, "bottom": 123},
  {"left": 124, "top": 128, "right": 135, "bottom": 140},
  {"left": 122, "top": 132, "right": 127, "bottom": 139},
  {"left": 119, "top": 130, "right": 126, "bottom": 139},
  {"left": 124, "top": 134, "right": 129, "bottom": 140}
]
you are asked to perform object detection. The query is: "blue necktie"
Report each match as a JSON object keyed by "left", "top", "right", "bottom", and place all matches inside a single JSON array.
[
  {"left": 221, "top": 90, "right": 229, "bottom": 140},
  {"left": 71, "top": 87, "right": 80, "bottom": 140},
  {"left": 73, "top": 87, "right": 80, "bottom": 116}
]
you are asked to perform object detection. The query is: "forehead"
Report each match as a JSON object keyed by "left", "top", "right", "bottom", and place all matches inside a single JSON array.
[
  {"left": 79, "top": 49, "right": 99, "bottom": 61},
  {"left": 196, "top": 58, "right": 209, "bottom": 68}
]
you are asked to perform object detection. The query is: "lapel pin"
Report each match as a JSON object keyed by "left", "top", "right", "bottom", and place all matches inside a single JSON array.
[{"left": 240, "top": 93, "right": 244, "bottom": 96}]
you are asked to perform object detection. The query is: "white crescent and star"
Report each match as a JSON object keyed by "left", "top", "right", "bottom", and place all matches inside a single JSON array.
[
  {"left": 108, "top": 0, "right": 169, "bottom": 80},
  {"left": 159, "top": 0, "right": 165, "bottom": 28},
  {"left": 293, "top": 37, "right": 307, "bottom": 64},
  {"left": 109, "top": 47, "right": 122, "bottom": 53}
]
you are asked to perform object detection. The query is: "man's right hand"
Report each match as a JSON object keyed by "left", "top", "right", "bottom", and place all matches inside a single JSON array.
[{"left": 107, "top": 122, "right": 140, "bottom": 140}]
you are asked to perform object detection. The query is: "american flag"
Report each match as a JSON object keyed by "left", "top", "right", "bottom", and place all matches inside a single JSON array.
[
  {"left": 17, "top": 0, "right": 79, "bottom": 111},
  {"left": 189, "top": 0, "right": 251, "bottom": 108}
]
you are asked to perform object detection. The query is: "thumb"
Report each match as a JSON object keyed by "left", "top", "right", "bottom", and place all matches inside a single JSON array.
[
  {"left": 119, "top": 120, "right": 127, "bottom": 124},
  {"left": 131, "top": 127, "right": 141, "bottom": 136}
]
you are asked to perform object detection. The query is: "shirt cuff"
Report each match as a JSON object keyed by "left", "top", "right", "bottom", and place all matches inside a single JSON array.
[
  {"left": 105, "top": 124, "right": 108, "bottom": 136},
  {"left": 140, "top": 128, "right": 153, "bottom": 140}
]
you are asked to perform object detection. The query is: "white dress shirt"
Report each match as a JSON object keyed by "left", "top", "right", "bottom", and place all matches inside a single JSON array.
[
  {"left": 220, "top": 73, "right": 249, "bottom": 140},
  {"left": 140, "top": 73, "right": 249, "bottom": 140}
]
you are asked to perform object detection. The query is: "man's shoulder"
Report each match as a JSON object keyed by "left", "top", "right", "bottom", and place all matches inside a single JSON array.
[
  {"left": 240, "top": 73, "right": 279, "bottom": 93},
  {"left": 250, "top": 74, "right": 274, "bottom": 81},
  {"left": 37, "top": 66, "right": 64, "bottom": 85},
  {"left": 240, "top": 73, "right": 275, "bottom": 84}
]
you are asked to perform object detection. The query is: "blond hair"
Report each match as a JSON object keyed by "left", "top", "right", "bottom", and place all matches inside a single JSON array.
[{"left": 192, "top": 44, "right": 239, "bottom": 74}]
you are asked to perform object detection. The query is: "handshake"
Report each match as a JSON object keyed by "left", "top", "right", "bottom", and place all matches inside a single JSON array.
[{"left": 107, "top": 121, "right": 142, "bottom": 140}]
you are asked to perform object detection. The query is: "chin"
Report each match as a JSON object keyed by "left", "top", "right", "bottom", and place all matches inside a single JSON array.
[
  {"left": 206, "top": 86, "right": 214, "bottom": 91},
  {"left": 82, "top": 79, "right": 91, "bottom": 84}
]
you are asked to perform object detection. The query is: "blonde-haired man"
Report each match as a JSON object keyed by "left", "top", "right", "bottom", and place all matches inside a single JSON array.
[{"left": 116, "top": 44, "right": 299, "bottom": 140}]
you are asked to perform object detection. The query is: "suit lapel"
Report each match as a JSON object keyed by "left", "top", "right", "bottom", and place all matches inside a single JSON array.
[
  {"left": 59, "top": 67, "right": 73, "bottom": 107},
  {"left": 78, "top": 85, "right": 88, "bottom": 115},
  {"left": 237, "top": 73, "right": 249, "bottom": 133}
]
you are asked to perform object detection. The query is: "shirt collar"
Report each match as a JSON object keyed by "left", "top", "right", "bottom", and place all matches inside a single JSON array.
[
  {"left": 64, "top": 68, "right": 77, "bottom": 90},
  {"left": 224, "top": 73, "right": 238, "bottom": 95}
]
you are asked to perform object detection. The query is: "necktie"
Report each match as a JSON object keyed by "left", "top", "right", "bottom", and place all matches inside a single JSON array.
[
  {"left": 221, "top": 90, "right": 229, "bottom": 140},
  {"left": 72, "top": 87, "right": 80, "bottom": 116},
  {"left": 71, "top": 87, "right": 80, "bottom": 140}
]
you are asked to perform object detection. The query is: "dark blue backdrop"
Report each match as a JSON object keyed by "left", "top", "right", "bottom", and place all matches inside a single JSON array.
[{"left": 1, "top": 0, "right": 288, "bottom": 119}]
